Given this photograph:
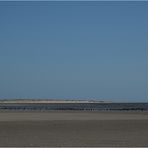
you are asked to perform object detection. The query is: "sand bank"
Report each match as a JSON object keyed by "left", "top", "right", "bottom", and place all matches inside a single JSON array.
[
  {"left": 0, "top": 111, "right": 148, "bottom": 121},
  {"left": 0, "top": 111, "right": 148, "bottom": 147}
]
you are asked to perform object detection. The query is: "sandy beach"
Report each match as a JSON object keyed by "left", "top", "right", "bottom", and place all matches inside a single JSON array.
[{"left": 0, "top": 111, "right": 148, "bottom": 147}]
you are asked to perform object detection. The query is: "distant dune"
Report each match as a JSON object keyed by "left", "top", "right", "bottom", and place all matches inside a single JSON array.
[{"left": 0, "top": 99, "right": 112, "bottom": 104}]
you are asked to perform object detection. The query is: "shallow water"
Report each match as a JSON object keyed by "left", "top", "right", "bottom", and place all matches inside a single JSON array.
[{"left": 0, "top": 103, "right": 148, "bottom": 111}]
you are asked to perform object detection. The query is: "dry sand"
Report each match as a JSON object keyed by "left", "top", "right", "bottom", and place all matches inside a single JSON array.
[{"left": 0, "top": 111, "right": 148, "bottom": 147}]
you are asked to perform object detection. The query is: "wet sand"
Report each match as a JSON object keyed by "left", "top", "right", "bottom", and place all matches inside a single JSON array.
[{"left": 0, "top": 111, "right": 148, "bottom": 147}]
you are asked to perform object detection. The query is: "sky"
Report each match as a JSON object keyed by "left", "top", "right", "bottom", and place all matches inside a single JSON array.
[{"left": 0, "top": 1, "right": 148, "bottom": 102}]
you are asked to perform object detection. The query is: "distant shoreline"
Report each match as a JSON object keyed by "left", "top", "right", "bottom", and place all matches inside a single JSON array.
[{"left": 0, "top": 99, "right": 112, "bottom": 104}]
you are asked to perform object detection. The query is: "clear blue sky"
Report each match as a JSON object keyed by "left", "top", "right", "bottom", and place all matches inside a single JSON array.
[{"left": 0, "top": 1, "right": 148, "bottom": 102}]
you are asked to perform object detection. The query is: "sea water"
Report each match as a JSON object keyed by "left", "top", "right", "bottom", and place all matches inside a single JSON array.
[{"left": 0, "top": 103, "right": 148, "bottom": 111}]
